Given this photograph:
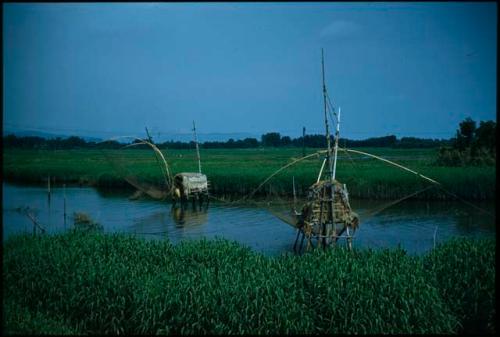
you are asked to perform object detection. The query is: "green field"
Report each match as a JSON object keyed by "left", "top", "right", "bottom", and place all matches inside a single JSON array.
[
  {"left": 3, "top": 232, "right": 495, "bottom": 334},
  {"left": 2, "top": 147, "right": 496, "bottom": 200}
]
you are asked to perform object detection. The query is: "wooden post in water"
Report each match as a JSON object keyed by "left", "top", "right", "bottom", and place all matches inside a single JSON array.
[
  {"left": 433, "top": 226, "right": 438, "bottom": 249},
  {"left": 47, "top": 175, "right": 51, "bottom": 203},
  {"left": 292, "top": 176, "right": 297, "bottom": 211},
  {"left": 63, "top": 183, "right": 67, "bottom": 228},
  {"left": 47, "top": 175, "right": 51, "bottom": 229}
]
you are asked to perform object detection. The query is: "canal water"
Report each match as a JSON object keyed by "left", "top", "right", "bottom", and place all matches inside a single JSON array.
[{"left": 2, "top": 182, "right": 495, "bottom": 255}]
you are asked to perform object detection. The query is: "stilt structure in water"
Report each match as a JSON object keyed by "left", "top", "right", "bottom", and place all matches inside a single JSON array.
[
  {"left": 171, "top": 121, "right": 210, "bottom": 207},
  {"left": 104, "top": 122, "right": 210, "bottom": 207},
  {"left": 293, "top": 49, "right": 359, "bottom": 252}
]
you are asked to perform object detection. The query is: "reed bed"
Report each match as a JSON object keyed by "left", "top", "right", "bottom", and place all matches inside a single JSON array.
[
  {"left": 3, "top": 232, "right": 495, "bottom": 334},
  {"left": 3, "top": 148, "right": 495, "bottom": 200}
]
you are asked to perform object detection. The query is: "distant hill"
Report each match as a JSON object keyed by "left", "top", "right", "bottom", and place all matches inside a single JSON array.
[
  {"left": 3, "top": 129, "right": 102, "bottom": 142},
  {"left": 2, "top": 127, "right": 260, "bottom": 143}
]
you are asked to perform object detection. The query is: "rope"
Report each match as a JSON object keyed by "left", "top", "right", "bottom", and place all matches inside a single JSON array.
[
  {"left": 99, "top": 137, "right": 493, "bottom": 222},
  {"left": 98, "top": 136, "right": 173, "bottom": 189},
  {"left": 124, "top": 142, "right": 169, "bottom": 188},
  {"left": 236, "top": 150, "right": 327, "bottom": 203},
  {"left": 339, "top": 147, "right": 363, "bottom": 183},
  {"left": 264, "top": 185, "right": 297, "bottom": 227},
  {"left": 342, "top": 148, "right": 441, "bottom": 185},
  {"left": 326, "top": 89, "right": 336, "bottom": 118},
  {"left": 326, "top": 94, "right": 336, "bottom": 126},
  {"left": 208, "top": 195, "right": 232, "bottom": 203},
  {"left": 133, "top": 231, "right": 169, "bottom": 235},
  {"left": 97, "top": 136, "right": 174, "bottom": 200},
  {"left": 341, "top": 148, "right": 493, "bottom": 218},
  {"left": 435, "top": 185, "right": 495, "bottom": 218},
  {"left": 99, "top": 148, "right": 168, "bottom": 200},
  {"left": 122, "top": 139, "right": 172, "bottom": 189},
  {"left": 360, "top": 184, "right": 436, "bottom": 220},
  {"left": 267, "top": 208, "right": 297, "bottom": 228},
  {"left": 237, "top": 146, "right": 494, "bottom": 229}
]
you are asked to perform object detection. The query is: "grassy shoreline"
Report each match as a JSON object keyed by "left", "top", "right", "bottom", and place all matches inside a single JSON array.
[
  {"left": 3, "top": 148, "right": 496, "bottom": 200},
  {"left": 3, "top": 232, "right": 495, "bottom": 334}
]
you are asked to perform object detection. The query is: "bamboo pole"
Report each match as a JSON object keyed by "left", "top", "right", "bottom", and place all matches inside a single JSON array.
[
  {"left": 101, "top": 136, "right": 173, "bottom": 187},
  {"left": 341, "top": 148, "right": 441, "bottom": 185},
  {"left": 146, "top": 127, "right": 168, "bottom": 186},
  {"left": 317, "top": 158, "right": 327, "bottom": 183},
  {"left": 248, "top": 147, "right": 442, "bottom": 206},
  {"left": 122, "top": 138, "right": 172, "bottom": 190},
  {"left": 321, "top": 48, "right": 333, "bottom": 180},
  {"left": 192, "top": 121, "right": 202, "bottom": 174},
  {"left": 332, "top": 107, "right": 340, "bottom": 180},
  {"left": 242, "top": 150, "right": 325, "bottom": 202}
]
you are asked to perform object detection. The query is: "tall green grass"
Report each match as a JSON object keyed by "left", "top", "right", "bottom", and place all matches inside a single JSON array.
[
  {"left": 424, "top": 238, "right": 496, "bottom": 334},
  {"left": 4, "top": 302, "right": 78, "bottom": 335},
  {"left": 3, "top": 148, "right": 496, "bottom": 199},
  {"left": 4, "top": 232, "right": 495, "bottom": 334}
]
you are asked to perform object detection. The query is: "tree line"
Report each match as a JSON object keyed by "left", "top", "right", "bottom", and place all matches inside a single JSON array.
[
  {"left": 3, "top": 132, "right": 451, "bottom": 150},
  {"left": 6, "top": 117, "right": 494, "bottom": 151},
  {"left": 435, "top": 118, "right": 496, "bottom": 166}
]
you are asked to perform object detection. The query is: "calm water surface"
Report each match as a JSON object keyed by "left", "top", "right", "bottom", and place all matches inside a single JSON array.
[{"left": 2, "top": 182, "right": 495, "bottom": 255}]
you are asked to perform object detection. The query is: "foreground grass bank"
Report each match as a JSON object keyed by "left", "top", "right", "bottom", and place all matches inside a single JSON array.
[
  {"left": 3, "top": 232, "right": 495, "bottom": 334},
  {"left": 3, "top": 148, "right": 495, "bottom": 200}
]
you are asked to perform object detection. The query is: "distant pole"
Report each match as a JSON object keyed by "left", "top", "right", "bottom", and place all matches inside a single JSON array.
[
  {"left": 145, "top": 127, "right": 154, "bottom": 144},
  {"left": 332, "top": 107, "right": 341, "bottom": 180},
  {"left": 321, "top": 48, "right": 333, "bottom": 180},
  {"left": 192, "top": 121, "right": 202, "bottom": 173},
  {"left": 302, "top": 126, "right": 306, "bottom": 157},
  {"left": 63, "top": 183, "right": 67, "bottom": 228},
  {"left": 146, "top": 126, "right": 169, "bottom": 187}
]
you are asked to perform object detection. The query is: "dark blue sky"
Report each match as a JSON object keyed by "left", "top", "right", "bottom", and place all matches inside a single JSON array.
[{"left": 3, "top": 2, "right": 497, "bottom": 140}]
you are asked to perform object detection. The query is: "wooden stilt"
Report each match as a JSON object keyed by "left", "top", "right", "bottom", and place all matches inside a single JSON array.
[
  {"left": 299, "top": 230, "right": 305, "bottom": 253},
  {"left": 318, "top": 198, "right": 324, "bottom": 249},
  {"left": 306, "top": 234, "right": 312, "bottom": 251},
  {"left": 293, "top": 229, "right": 301, "bottom": 252}
]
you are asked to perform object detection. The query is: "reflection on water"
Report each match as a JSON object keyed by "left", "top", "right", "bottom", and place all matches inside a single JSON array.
[
  {"left": 350, "top": 198, "right": 495, "bottom": 253},
  {"left": 2, "top": 182, "right": 496, "bottom": 255},
  {"left": 171, "top": 203, "right": 209, "bottom": 227}
]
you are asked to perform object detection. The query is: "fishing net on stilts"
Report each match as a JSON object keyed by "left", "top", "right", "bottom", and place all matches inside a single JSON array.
[{"left": 99, "top": 138, "right": 172, "bottom": 200}]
